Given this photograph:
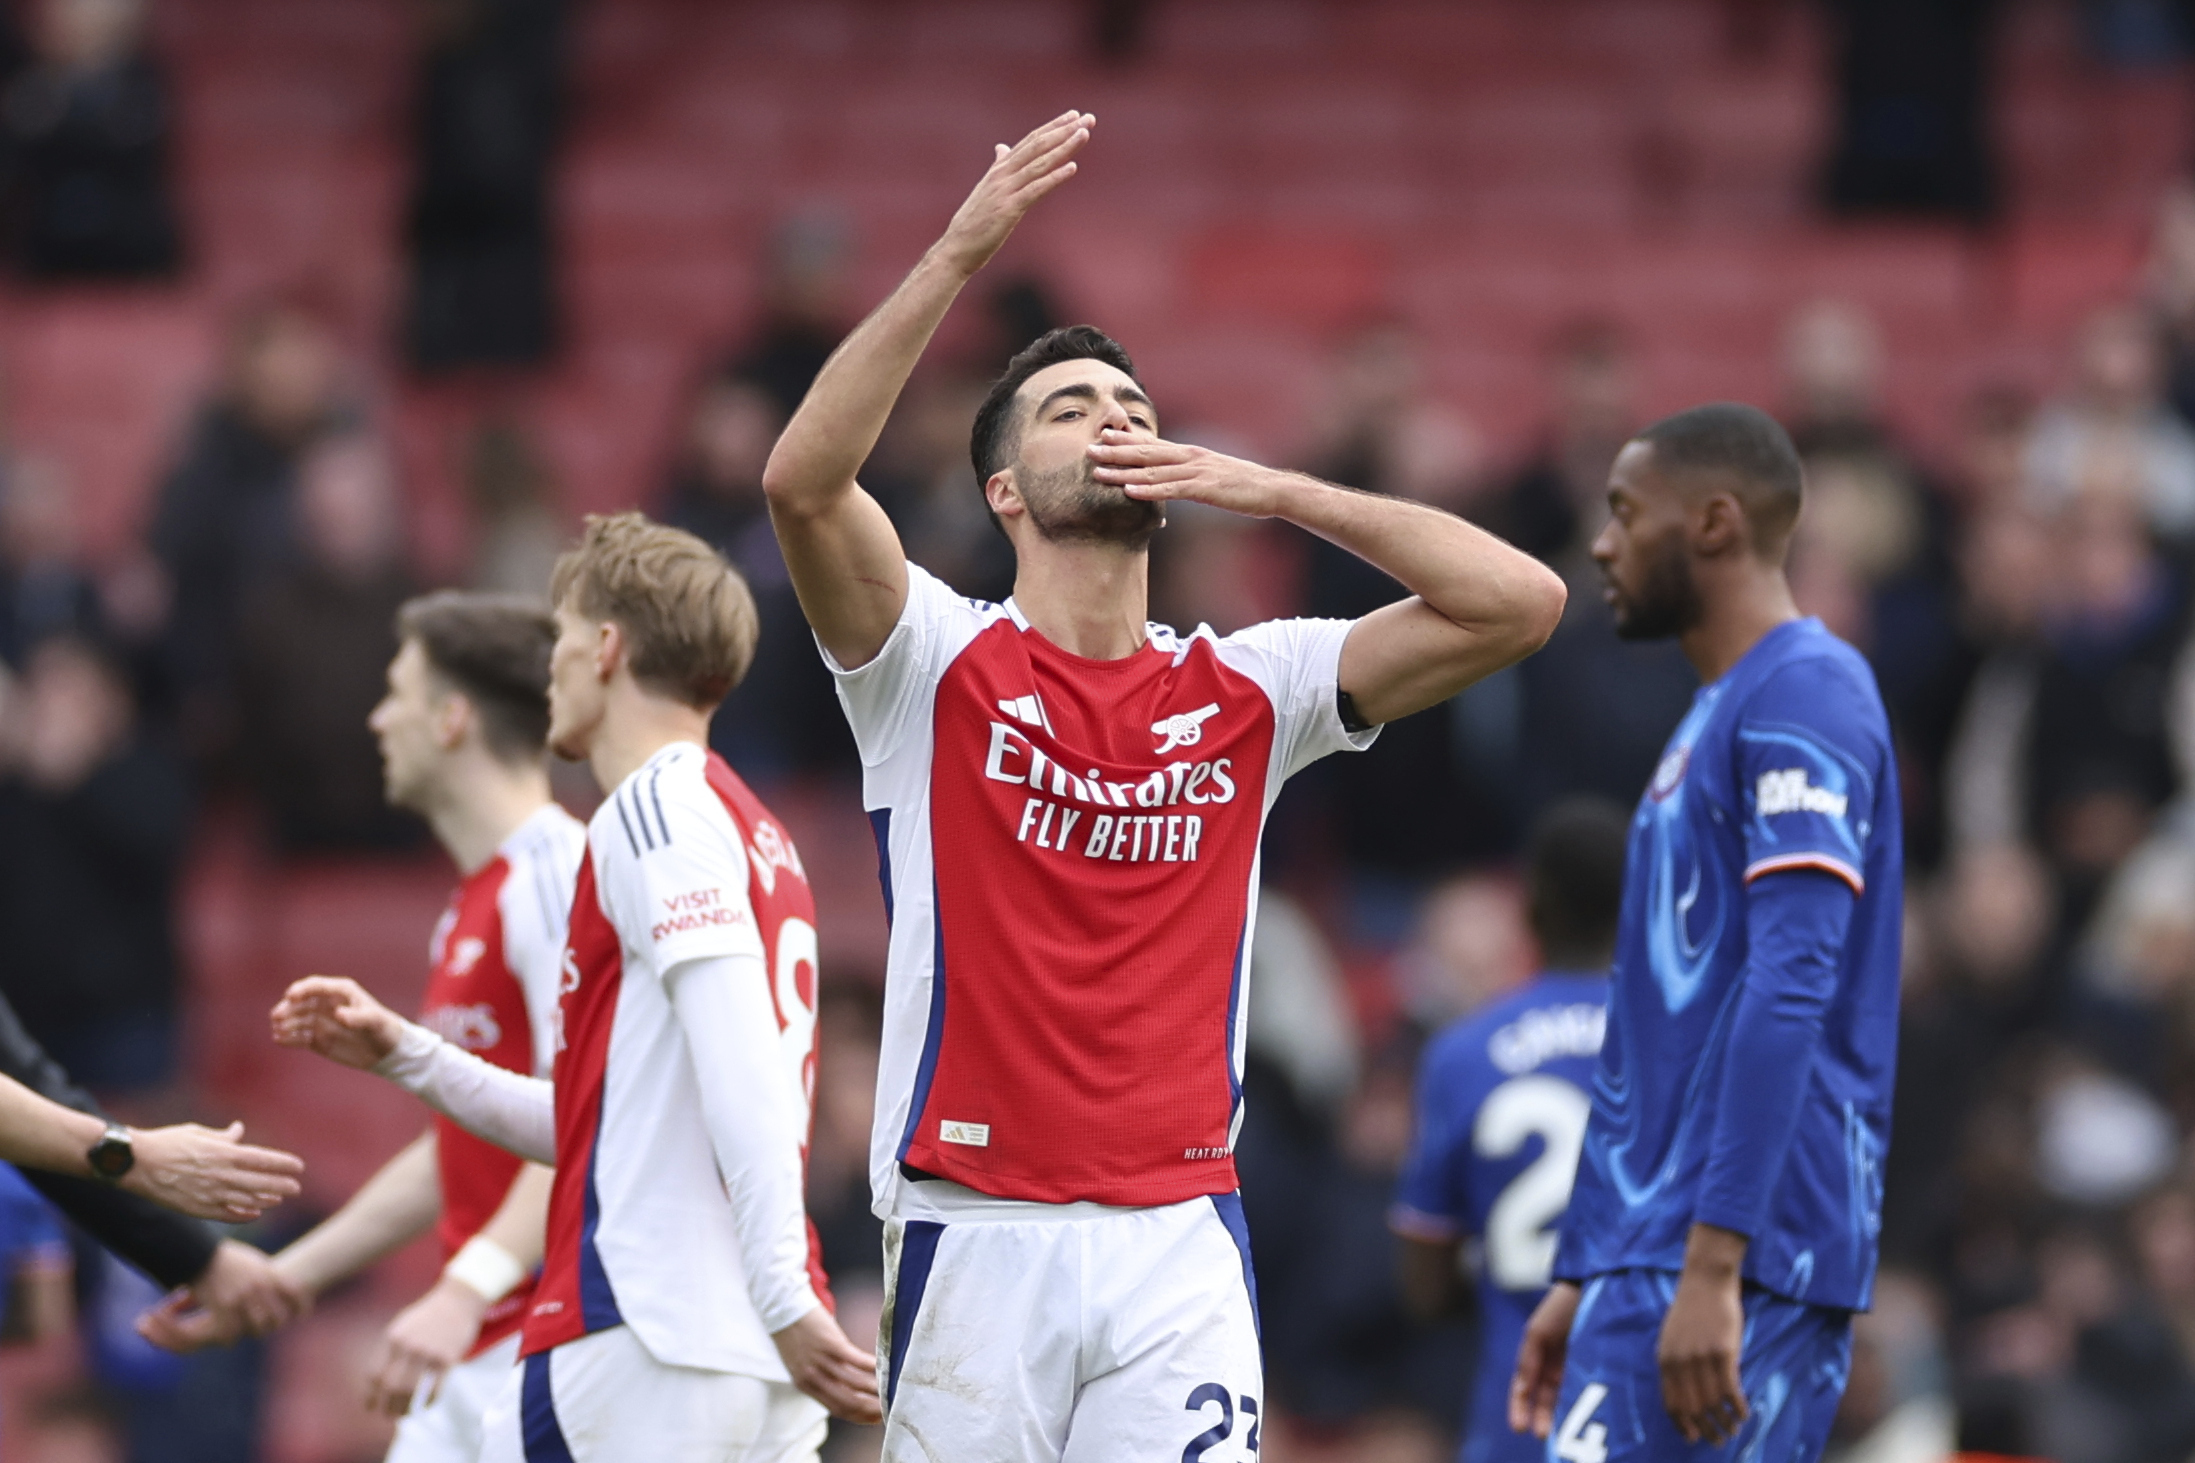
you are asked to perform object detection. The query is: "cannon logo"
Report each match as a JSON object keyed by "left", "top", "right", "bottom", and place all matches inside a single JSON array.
[{"left": 1151, "top": 702, "right": 1220, "bottom": 754}]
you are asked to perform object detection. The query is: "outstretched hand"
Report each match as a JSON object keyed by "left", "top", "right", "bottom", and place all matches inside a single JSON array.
[
  {"left": 271, "top": 978, "right": 408, "bottom": 1070},
  {"left": 1087, "top": 428, "right": 1289, "bottom": 518},
  {"left": 270, "top": 976, "right": 406, "bottom": 1072},
  {"left": 934, "top": 110, "right": 1093, "bottom": 279},
  {"left": 136, "top": 1239, "right": 310, "bottom": 1353},
  {"left": 125, "top": 1122, "right": 303, "bottom": 1223}
]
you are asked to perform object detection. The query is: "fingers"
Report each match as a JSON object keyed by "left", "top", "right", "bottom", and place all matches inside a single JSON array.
[
  {"left": 365, "top": 1342, "right": 433, "bottom": 1417},
  {"left": 1002, "top": 110, "right": 1092, "bottom": 170},
  {"left": 135, "top": 1293, "right": 227, "bottom": 1354},
  {"left": 1506, "top": 1347, "right": 1538, "bottom": 1433},
  {"left": 1661, "top": 1355, "right": 1748, "bottom": 1445},
  {"left": 802, "top": 1354, "right": 883, "bottom": 1425},
  {"left": 991, "top": 112, "right": 1092, "bottom": 201},
  {"left": 1088, "top": 433, "right": 1192, "bottom": 466},
  {"left": 234, "top": 1143, "right": 307, "bottom": 1178}
]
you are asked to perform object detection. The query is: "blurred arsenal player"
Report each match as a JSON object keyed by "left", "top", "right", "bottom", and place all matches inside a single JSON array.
[
  {"left": 149, "top": 591, "right": 583, "bottom": 1463},
  {"left": 273, "top": 516, "right": 877, "bottom": 1462},
  {"left": 761, "top": 111, "right": 1566, "bottom": 1461}
]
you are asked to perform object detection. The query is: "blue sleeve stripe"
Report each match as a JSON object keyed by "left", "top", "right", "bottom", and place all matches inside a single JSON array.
[{"left": 1744, "top": 852, "right": 1863, "bottom": 896}]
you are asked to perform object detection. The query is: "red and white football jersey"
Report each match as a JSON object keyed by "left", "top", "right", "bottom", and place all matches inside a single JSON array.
[
  {"left": 831, "top": 565, "right": 1377, "bottom": 1216},
  {"left": 524, "top": 743, "right": 827, "bottom": 1377},
  {"left": 418, "top": 802, "right": 585, "bottom": 1356}
]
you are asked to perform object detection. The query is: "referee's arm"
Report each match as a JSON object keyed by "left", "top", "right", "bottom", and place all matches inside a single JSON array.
[{"left": 0, "top": 992, "right": 219, "bottom": 1288}]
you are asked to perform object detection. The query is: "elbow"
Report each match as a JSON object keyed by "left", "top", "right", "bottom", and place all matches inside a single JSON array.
[
  {"left": 758, "top": 448, "right": 799, "bottom": 510},
  {"left": 1504, "top": 561, "right": 1568, "bottom": 659}
]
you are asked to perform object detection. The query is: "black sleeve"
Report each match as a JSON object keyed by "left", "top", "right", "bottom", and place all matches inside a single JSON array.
[{"left": 0, "top": 994, "right": 218, "bottom": 1287}]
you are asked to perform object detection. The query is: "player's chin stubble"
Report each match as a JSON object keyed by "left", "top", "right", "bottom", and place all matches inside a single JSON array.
[
  {"left": 1609, "top": 532, "right": 1704, "bottom": 641},
  {"left": 1018, "top": 458, "right": 1163, "bottom": 549}
]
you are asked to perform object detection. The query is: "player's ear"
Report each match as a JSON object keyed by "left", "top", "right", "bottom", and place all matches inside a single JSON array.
[
  {"left": 985, "top": 467, "right": 1024, "bottom": 522},
  {"left": 432, "top": 692, "right": 470, "bottom": 751},
  {"left": 1692, "top": 493, "right": 1750, "bottom": 558},
  {"left": 594, "top": 618, "right": 625, "bottom": 683}
]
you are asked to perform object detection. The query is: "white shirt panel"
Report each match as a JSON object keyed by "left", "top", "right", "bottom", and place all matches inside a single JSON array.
[
  {"left": 582, "top": 743, "right": 795, "bottom": 1378},
  {"left": 494, "top": 802, "right": 587, "bottom": 1078}
]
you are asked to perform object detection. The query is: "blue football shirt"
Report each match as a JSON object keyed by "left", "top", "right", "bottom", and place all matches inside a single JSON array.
[
  {"left": 1395, "top": 972, "right": 1608, "bottom": 1463},
  {"left": 1553, "top": 617, "right": 1901, "bottom": 1313}
]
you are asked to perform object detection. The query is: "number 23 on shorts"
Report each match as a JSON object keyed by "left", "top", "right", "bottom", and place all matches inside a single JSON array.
[{"left": 1183, "top": 1383, "right": 1260, "bottom": 1461}]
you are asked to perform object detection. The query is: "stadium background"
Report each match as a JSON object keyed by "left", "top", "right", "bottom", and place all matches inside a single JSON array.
[{"left": 0, "top": 0, "right": 2175, "bottom": 1458}]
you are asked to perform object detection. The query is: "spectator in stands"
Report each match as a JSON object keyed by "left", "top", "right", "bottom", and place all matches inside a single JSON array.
[
  {"left": 233, "top": 432, "right": 421, "bottom": 854},
  {"left": 1820, "top": 0, "right": 2000, "bottom": 220},
  {"left": 2024, "top": 469, "right": 2188, "bottom": 901},
  {"left": 0, "top": 456, "right": 102, "bottom": 668},
  {"left": 2026, "top": 303, "right": 2195, "bottom": 542},
  {"left": 1498, "top": 326, "right": 1696, "bottom": 830},
  {"left": 0, "top": 0, "right": 181, "bottom": 280},
  {"left": 866, "top": 369, "right": 1015, "bottom": 604},
  {"left": 659, "top": 365, "right": 847, "bottom": 780},
  {"left": 0, "top": 634, "right": 187, "bottom": 1092},
  {"left": 463, "top": 419, "right": 563, "bottom": 597},
  {"left": 404, "top": 0, "right": 566, "bottom": 372},
  {"left": 1296, "top": 324, "right": 1513, "bottom": 890},
  {"left": 147, "top": 298, "right": 350, "bottom": 763},
  {"left": 1474, "top": 320, "right": 1636, "bottom": 568},
  {"left": 2143, "top": 178, "right": 2195, "bottom": 428},
  {"left": 733, "top": 212, "right": 856, "bottom": 420}
]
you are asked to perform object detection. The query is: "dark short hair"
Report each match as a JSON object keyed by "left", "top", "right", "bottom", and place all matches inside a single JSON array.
[
  {"left": 1524, "top": 797, "right": 1630, "bottom": 968},
  {"left": 395, "top": 591, "right": 556, "bottom": 762},
  {"left": 970, "top": 325, "right": 1141, "bottom": 485},
  {"left": 1635, "top": 402, "right": 1805, "bottom": 550}
]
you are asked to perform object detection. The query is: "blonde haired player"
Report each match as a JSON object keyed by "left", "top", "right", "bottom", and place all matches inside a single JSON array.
[
  {"left": 273, "top": 515, "right": 878, "bottom": 1462},
  {"left": 148, "top": 591, "right": 584, "bottom": 1463},
  {"left": 762, "top": 112, "right": 1566, "bottom": 1461}
]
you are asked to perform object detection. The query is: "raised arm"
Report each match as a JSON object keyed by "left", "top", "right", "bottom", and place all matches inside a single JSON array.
[
  {"left": 763, "top": 109, "right": 1093, "bottom": 669},
  {"left": 1088, "top": 436, "right": 1568, "bottom": 724}
]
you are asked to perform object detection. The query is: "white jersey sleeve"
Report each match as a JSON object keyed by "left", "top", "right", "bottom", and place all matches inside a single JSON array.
[
  {"left": 497, "top": 805, "right": 587, "bottom": 1077},
  {"left": 822, "top": 563, "right": 997, "bottom": 766},
  {"left": 597, "top": 774, "right": 767, "bottom": 974},
  {"left": 1213, "top": 615, "right": 1381, "bottom": 788},
  {"left": 664, "top": 953, "right": 818, "bottom": 1333}
]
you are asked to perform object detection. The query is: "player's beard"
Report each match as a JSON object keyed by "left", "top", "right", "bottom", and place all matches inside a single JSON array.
[
  {"left": 1016, "top": 457, "right": 1164, "bottom": 549},
  {"left": 1608, "top": 530, "right": 1704, "bottom": 641}
]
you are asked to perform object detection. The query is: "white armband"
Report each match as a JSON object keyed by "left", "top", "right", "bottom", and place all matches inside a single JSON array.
[{"left": 443, "top": 1235, "right": 527, "bottom": 1305}]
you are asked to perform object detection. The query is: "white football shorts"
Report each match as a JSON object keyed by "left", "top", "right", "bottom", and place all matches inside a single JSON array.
[
  {"left": 476, "top": 1323, "right": 826, "bottom": 1463},
  {"left": 878, "top": 1187, "right": 1264, "bottom": 1462},
  {"left": 386, "top": 1332, "right": 520, "bottom": 1463}
]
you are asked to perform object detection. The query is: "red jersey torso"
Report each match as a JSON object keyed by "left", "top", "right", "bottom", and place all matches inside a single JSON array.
[
  {"left": 841, "top": 566, "right": 1374, "bottom": 1215},
  {"left": 417, "top": 804, "right": 584, "bottom": 1355}
]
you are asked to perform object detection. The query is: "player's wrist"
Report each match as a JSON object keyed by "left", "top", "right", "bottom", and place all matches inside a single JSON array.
[
  {"left": 1680, "top": 1222, "right": 1748, "bottom": 1282},
  {"left": 441, "top": 1235, "right": 526, "bottom": 1307}
]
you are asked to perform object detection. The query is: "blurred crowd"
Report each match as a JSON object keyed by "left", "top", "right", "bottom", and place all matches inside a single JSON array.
[{"left": 0, "top": 0, "right": 2183, "bottom": 1460}]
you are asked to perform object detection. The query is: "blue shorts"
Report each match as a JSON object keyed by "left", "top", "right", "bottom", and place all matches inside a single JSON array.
[{"left": 1550, "top": 1270, "right": 1852, "bottom": 1463}]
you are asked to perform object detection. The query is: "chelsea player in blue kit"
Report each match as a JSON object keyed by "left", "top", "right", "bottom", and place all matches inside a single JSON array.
[
  {"left": 1393, "top": 800, "right": 1629, "bottom": 1463},
  {"left": 1508, "top": 404, "right": 1901, "bottom": 1463}
]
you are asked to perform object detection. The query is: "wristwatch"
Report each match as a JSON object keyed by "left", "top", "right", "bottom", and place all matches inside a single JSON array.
[{"left": 86, "top": 1122, "right": 134, "bottom": 1181}]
